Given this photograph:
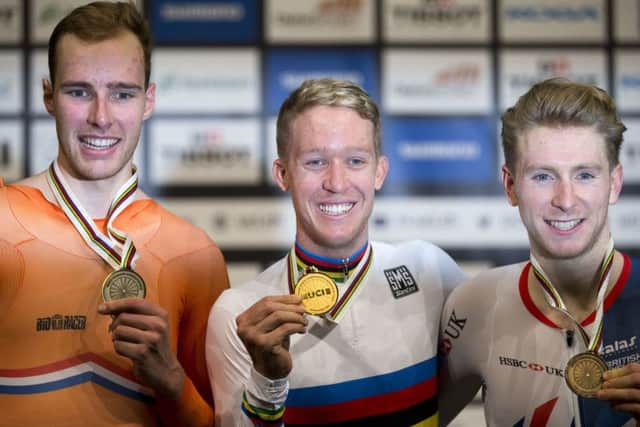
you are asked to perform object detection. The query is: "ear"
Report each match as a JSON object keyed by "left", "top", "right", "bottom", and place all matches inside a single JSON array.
[
  {"left": 42, "top": 78, "right": 55, "bottom": 116},
  {"left": 272, "top": 158, "right": 289, "bottom": 191},
  {"left": 608, "top": 163, "right": 623, "bottom": 205},
  {"left": 374, "top": 155, "right": 389, "bottom": 191},
  {"left": 142, "top": 82, "right": 155, "bottom": 121},
  {"left": 502, "top": 164, "right": 518, "bottom": 206}
]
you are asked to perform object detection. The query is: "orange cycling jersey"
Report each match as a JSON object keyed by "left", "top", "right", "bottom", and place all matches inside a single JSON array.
[{"left": 0, "top": 178, "right": 229, "bottom": 427}]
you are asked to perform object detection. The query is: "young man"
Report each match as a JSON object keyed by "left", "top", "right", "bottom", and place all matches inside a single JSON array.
[
  {"left": 439, "top": 77, "right": 640, "bottom": 426},
  {"left": 206, "top": 78, "right": 465, "bottom": 426},
  {"left": 0, "top": 2, "right": 229, "bottom": 426}
]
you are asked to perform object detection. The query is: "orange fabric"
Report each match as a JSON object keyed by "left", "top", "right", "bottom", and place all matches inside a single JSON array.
[{"left": 0, "top": 182, "right": 229, "bottom": 426}]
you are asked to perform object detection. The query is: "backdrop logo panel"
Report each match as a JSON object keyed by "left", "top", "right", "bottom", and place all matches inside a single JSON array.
[
  {"left": 265, "top": 0, "right": 375, "bottom": 43},
  {"left": 265, "top": 48, "right": 378, "bottom": 114},
  {"left": 160, "top": 198, "right": 296, "bottom": 248},
  {"left": 0, "top": 51, "right": 22, "bottom": 113},
  {"left": 614, "top": 0, "right": 640, "bottom": 42},
  {"left": 499, "top": 0, "right": 605, "bottom": 42},
  {"left": 370, "top": 197, "right": 528, "bottom": 247},
  {"left": 383, "top": 117, "right": 494, "bottom": 184},
  {"left": 499, "top": 49, "right": 608, "bottom": 109},
  {"left": 383, "top": 0, "right": 491, "bottom": 43},
  {"left": 382, "top": 48, "right": 493, "bottom": 114},
  {"left": 149, "top": 0, "right": 258, "bottom": 43},
  {"left": 150, "top": 118, "right": 261, "bottom": 185},
  {"left": 152, "top": 48, "right": 260, "bottom": 113},
  {"left": 29, "top": 50, "right": 48, "bottom": 115},
  {"left": 614, "top": 50, "right": 640, "bottom": 113},
  {"left": 620, "top": 118, "right": 640, "bottom": 184},
  {"left": 0, "top": 0, "right": 22, "bottom": 43},
  {"left": 0, "top": 120, "right": 23, "bottom": 182}
]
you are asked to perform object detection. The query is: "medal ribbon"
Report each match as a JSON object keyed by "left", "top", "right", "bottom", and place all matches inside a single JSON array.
[
  {"left": 47, "top": 161, "right": 139, "bottom": 271},
  {"left": 530, "top": 238, "right": 615, "bottom": 353},
  {"left": 288, "top": 243, "right": 373, "bottom": 323}
]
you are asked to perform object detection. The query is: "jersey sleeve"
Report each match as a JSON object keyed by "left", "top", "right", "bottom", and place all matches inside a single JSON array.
[
  {"left": 438, "top": 277, "right": 488, "bottom": 426},
  {"left": 155, "top": 242, "right": 230, "bottom": 427},
  {"left": 207, "top": 292, "right": 289, "bottom": 427}
]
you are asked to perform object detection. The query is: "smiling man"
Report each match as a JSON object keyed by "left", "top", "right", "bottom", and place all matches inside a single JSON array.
[
  {"left": 206, "top": 78, "right": 465, "bottom": 426},
  {"left": 438, "top": 78, "right": 640, "bottom": 426},
  {"left": 0, "top": 2, "right": 228, "bottom": 426}
]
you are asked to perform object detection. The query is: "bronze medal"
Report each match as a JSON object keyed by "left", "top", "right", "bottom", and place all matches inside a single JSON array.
[
  {"left": 102, "top": 269, "right": 146, "bottom": 302},
  {"left": 565, "top": 351, "right": 608, "bottom": 398},
  {"left": 295, "top": 270, "right": 338, "bottom": 316}
]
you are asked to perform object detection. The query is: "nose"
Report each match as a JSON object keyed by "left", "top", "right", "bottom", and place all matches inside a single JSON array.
[
  {"left": 551, "top": 179, "right": 577, "bottom": 211},
  {"left": 87, "top": 94, "right": 113, "bottom": 129},
  {"left": 323, "top": 161, "right": 347, "bottom": 193}
]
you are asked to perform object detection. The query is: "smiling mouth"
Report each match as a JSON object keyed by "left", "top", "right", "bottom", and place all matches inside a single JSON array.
[
  {"left": 80, "top": 137, "right": 119, "bottom": 150},
  {"left": 320, "top": 203, "right": 354, "bottom": 216},
  {"left": 546, "top": 219, "right": 583, "bottom": 231}
]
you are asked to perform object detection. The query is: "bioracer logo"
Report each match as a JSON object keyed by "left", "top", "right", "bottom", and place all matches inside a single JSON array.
[{"left": 384, "top": 265, "right": 419, "bottom": 298}]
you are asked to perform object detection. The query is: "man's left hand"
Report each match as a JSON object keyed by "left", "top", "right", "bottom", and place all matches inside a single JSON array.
[{"left": 598, "top": 363, "right": 640, "bottom": 420}]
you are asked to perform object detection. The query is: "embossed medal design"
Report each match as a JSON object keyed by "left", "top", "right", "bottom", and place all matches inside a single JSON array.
[
  {"left": 295, "top": 270, "right": 338, "bottom": 315},
  {"left": 102, "top": 269, "right": 146, "bottom": 302},
  {"left": 565, "top": 351, "right": 608, "bottom": 398}
]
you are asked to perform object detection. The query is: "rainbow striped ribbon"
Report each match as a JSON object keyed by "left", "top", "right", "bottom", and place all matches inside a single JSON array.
[
  {"left": 530, "top": 237, "right": 615, "bottom": 353},
  {"left": 288, "top": 243, "right": 373, "bottom": 324},
  {"left": 47, "top": 161, "right": 139, "bottom": 271}
]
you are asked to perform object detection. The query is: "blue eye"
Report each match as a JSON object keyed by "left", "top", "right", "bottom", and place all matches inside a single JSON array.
[
  {"left": 532, "top": 173, "right": 551, "bottom": 182},
  {"left": 66, "top": 89, "right": 89, "bottom": 98}
]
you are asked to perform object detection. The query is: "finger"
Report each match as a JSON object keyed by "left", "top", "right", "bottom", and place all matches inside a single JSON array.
[
  {"left": 110, "top": 312, "right": 167, "bottom": 333},
  {"left": 598, "top": 387, "right": 640, "bottom": 403},
  {"left": 112, "top": 340, "right": 154, "bottom": 363},
  {"left": 249, "top": 322, "right": 308, "bottom": 353},
  {"left": 237, "top": 298, "right": 305, "bottom": 327},
  {"left": 99, "top": 298, "right": 167, "bottom": 317},
  {"left": 111, "top": 324, "right": 162, "bottom": 346},
  {"left": 604, "top": 364, "right": 640, "bottom": 381},
  {"left": 238, "top": 310, "right": 307, "bottom": 341},
  {"left": 610, "top": 401, "right": 640, "bottom": 416}
]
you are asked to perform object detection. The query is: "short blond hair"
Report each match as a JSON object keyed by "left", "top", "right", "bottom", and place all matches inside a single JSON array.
[{"left": 276, "top": 78, "right": 381, "bottom": 159}]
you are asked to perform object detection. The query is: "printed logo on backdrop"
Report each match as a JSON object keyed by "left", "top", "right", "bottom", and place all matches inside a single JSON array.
[
  {"left": 614, "top": 0, "right": 640, "bottom": 42},
  {"left": 0, "top": 0, "right": 21, "bottom": 43},
  {"left": 383, "top": 49, "right": 492, "bottom": 114},
  {"left": 152, "top": 48, "right": 260, "bottom": 113},
  {"left": 383, "top": 0, "right": 490, "bottom": 43},
  {"left": 265, "top": 48, "right": 378, "bottom": 114},
  {"left": 0, "top": 120, "right": 23, "bottom": 182},
  {"left": 0, "top": 51, "right": 22, "bottom": 113},
  {"left": 149, "top": 119, "right": 260, "bottom": 185},
  {"left": 614, "top": 50, "right": 640, "bottom": 113},
  {"left": 31, "top": 0, "right": 111, "bottom": 43},
  {"left": 160, "top": 198, "right": 296, "bottom": 248},
  {"left": 265, "top": 0, "right": 375, "bottom": 43},
  {"left": 499, "top": 0, "right": 605, "bottom": 42},
  {"left": 383, "top": 117, "right": 494, "bottom": 185},
  {"left": 149, "top": 0, "right": 258, "bottom": 43},
  {"left": 370, "top": 197, "right": 528, "bottom": 247},
  {"left": 499, "top": 49, "right": 607, "bottom": 109}
]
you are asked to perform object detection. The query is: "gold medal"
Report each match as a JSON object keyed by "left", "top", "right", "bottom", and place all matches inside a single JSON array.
[
  {"left": 102, "top": 269, "right": 146, "bottom": 302},
  {"left": 565, "top": 351, "right": 608, "bottom": 398},
  {"left": 294, "top": 269, "right": 338, "bottom": 315}
]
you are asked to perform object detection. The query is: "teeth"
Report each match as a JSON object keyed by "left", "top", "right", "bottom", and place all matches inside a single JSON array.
[
  {"left": 548, "top": 219, "right": 581, "bottom": 231},
  {"left": 81, "top": 137, "right": 119, "bottom": 149},
  {"left": 320, "top": 203, "right": 353, "bottom": 215}
]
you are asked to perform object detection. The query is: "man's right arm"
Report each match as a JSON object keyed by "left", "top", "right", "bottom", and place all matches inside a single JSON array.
[{"left": 206, "top": 293, "right": 306, "bottom": 427}]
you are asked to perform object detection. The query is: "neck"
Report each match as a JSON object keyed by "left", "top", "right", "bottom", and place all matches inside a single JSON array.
[
  {"left": 55, "top": 163, "right": 136, "bottom": 219},
  {"left": 294, "top": 241, "right": 368, "bottom": 277},
  {"left": 532, "top": 239, "right": 614, "bottom": 314}
]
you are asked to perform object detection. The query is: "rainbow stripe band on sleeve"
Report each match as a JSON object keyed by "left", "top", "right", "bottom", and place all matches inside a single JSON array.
[{"left": 241, "top": 391, "right": 285, "bottom": 426}]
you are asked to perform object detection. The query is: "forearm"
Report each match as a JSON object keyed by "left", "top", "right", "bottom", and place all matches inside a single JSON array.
[{"left": 155, "top": 377, "right": 213, "bottom": 427}]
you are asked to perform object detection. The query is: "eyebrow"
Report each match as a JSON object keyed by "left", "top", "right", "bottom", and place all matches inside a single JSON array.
[{"left": 58, "top": 81, "right": 143, "bottom": 91}]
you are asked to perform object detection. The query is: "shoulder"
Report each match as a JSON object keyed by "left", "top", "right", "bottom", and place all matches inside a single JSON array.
[
  {"left": 213, "top": 258, "right": 287, "bottom": 315},
  {"left": 446, "top": 263, "right": 524, "bottom": 309},
  {"left": 144, "top": 200, "right": 221, "bottom": 259}
]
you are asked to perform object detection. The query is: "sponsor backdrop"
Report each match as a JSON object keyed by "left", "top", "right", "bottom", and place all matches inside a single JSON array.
[{"left": 2, "top": 0, "right": 640, "bottom": 287}]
